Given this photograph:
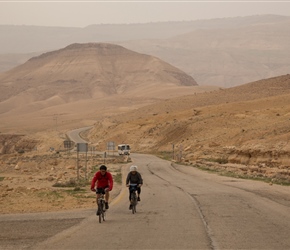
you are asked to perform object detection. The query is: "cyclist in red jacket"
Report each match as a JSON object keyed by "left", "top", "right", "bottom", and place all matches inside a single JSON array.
[{"left": 91, "top": 165, "right": 113, "bottom": 212}]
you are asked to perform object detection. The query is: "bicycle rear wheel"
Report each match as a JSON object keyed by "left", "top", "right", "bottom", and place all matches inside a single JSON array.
[
  {"left": 102, "top": 204, "right": 106, "bottom": 221},
  {"left": 131, "top": 193, "right": 137, "bottom": 214},
  {"left": 99, "top": 212, "right": 102, "bottom": 223},
  {"left": 98, "top": 201, "right": 103, "bottom": 223}
]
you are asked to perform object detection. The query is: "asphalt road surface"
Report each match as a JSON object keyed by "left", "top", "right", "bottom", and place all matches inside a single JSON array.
[
  {"left": 66, "top": 126, "right": 93, "bottom": 144},
  {"left": 1, "top": 153, "right": 290, "bottom": 250}
]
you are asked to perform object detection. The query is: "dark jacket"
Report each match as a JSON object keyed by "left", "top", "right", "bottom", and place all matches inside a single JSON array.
[{"left": 126, "top": 172, "right": 143, "bottom": 185}]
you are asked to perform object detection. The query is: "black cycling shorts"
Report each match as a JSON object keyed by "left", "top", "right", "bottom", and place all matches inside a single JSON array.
[{"left": 96, "top": 187, "right": 108, "bottom": 194}]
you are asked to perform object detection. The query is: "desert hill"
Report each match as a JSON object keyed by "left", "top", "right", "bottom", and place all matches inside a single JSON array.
[
  {"left": 87, "top": 74, "right": 290, "bottom": 171},
  {"left": 0, "top": 43, "right": 197, "bottom": 102},
  {"left": 0, "top": 42, "right": 201, "bottom": 133}
]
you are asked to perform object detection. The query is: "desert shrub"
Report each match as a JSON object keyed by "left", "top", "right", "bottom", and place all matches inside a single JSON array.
[
  {"left": 155, "top": 151, "right": 173, "bottom": 161},
  {"left": 114, "top": 172, "right": 122, "bottom": 184},
  {"left": 216, "top": 157, "right": 228, "bottom": 164},
  {"left": 205, "top": 157, "right": 228, "bottom": 164},
  {"left": 53, "top": 178, "right": 89, "bottom": 188}
]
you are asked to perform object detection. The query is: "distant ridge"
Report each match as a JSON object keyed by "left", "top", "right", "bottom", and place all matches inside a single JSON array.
[
  {"left": 1, "top": 15, "right": 290, "bottom": 88},
  {"left": 103, "top": 74, "right": 290, "bottom": 120}
]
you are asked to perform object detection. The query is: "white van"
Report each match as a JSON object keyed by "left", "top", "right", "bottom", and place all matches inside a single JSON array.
[{"left": 118, "top": 144, "right": 131, "bottom": 155}]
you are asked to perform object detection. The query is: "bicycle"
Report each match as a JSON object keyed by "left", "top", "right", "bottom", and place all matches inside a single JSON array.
[
  {"left": 96, "top": 191, "right": 106, "bottom": 223},
  {"left": 129, "top": 184, "right": 138, "bottom": 214}
]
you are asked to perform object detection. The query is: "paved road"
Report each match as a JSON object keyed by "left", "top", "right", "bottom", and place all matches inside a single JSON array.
[
  {"left": 1, "top": 153, "right": 290, "bottom": 249},
  {"left": 66, "top": 126, "right": 93, "bottom": 144}
]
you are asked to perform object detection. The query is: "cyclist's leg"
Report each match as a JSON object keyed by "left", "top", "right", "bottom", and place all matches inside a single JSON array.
[
  {"left": 96, "top": 189, "right": 101, "bottom": 215},
  {"left": 96, "top": 190, "right": 101, "bottom": 203},
  {"left": 104, "top": 187, "right": 109, "bottom": 209},
  {"left": 137, "top": 186, "right": 141, "bottom": 201},
  {"left": 129, "top": 188, "right": 132, "bottom": 201},
  {"left": 129, "top": 188, "right": 133, "bottom": 209},
  {"left": 105, "top": 190, "right": 109, "bottom": 202}
]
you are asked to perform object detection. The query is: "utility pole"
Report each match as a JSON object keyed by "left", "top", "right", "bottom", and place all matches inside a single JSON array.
[{"left": 53, "top": 114, "right": 58, "bottom": 131}]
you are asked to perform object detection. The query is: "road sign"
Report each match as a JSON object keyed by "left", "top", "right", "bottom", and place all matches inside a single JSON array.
[
  {"left": 63, "top": 140, "right": 73, "bottom": 148},
  {"left": 77, "top": 143, "right": 88, "bottom": 152},
  {"left": 107, "top": 141, "right": 115, "bottom": 151}
]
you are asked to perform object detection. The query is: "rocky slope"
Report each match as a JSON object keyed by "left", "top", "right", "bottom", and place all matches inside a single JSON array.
[{"left": 87, "top": 74, "right": 290, "bottom": 183}]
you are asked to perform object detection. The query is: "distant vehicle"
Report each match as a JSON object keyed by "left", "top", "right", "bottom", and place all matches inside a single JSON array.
[{"left": 118, "top": 144, "right": 131, "bottom": 155}]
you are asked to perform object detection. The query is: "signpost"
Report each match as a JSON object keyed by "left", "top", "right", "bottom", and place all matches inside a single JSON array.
[
  {"left": 76, "top": 143, "right": 88, "bottom": 181},
  {"left": 107, "top": 141, "right": 115, "bottom": 155},
  {"left": 63, "top": 140, "right": 73, "bottom": 157}
]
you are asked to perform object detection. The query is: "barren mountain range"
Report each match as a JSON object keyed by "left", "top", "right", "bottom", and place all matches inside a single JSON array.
[{"left": 1, "top": 14, "right": 290, "bottom": 87}]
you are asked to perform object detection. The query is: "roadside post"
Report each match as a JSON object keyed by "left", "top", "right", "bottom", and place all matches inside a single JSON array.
[
  {"left": 63, "top": 140, "right": 73, "bottom": 158},
  {"left": 107, "top": 141, "right": 115, "bottom": 156},
  {"left": 179, "top": 144, "right": 183, "bottom": 162},
  {"left": 104, "top": 151, "right": 107, "bottom": 164},
  {"left": 90, "top": 146, "right": 95, "bottom": 168},
  {"left": 76, "top": 143, "right": 88, "bottom": 181}
]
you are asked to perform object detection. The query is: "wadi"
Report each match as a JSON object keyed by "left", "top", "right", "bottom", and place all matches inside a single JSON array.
[{"left": 0, "top": 41, "right": 289, "bottom": 215}]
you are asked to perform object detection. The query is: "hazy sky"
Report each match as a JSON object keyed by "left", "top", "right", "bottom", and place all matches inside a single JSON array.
[{"left": 1, "top": 1, "right": 290, "bottom": 27}]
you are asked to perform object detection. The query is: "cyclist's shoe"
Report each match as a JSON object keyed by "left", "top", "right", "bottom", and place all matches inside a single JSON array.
[
  {"left": 105, "top": 202, "right": 109, "bottom": 209},
  {"left": 96, "top": 210, "right": 100, "bottom": 216},
  {"left": 137, "top": 197, "right": 141, "bottom": 201},
  {"left": 129, "top": 204, "right": 133, "bottom": 210}
]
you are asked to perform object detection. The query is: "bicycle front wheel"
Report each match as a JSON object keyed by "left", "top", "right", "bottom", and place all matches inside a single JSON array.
[
  {"left": 99, "top": 213, "right": 102, "bottom": 223},
  {"left": 98, "top": 203, "right": 102, "bottom": 223},
  {"left": 131, "top": 194, "right": 137, "bottom": 214},
  {"left": 102, "top": 210, "right": 106, "bottom": 221}
]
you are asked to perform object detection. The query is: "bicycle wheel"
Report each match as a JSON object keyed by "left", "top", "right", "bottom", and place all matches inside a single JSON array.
[
  {"left": 98, "top": 201, "right": 102, "bottom": 223},
  {"left": 131, "top": 193, "right": 137, "bottom": 214},
  {"left": 102, "top": 209, "right": 106, "bottom": 221},
  {"left": 102, "top": 202, "right": 106, "bottom": 221},
  {"left": 98, "top": 207, "right": 102, "bottom": 223}
]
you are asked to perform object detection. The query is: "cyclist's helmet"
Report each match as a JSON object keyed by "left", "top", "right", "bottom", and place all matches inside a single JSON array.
[
  {"left": 99, "top": 165, "right": 107, "bottom": 171},
  {"left": 130, "top": 165, "right": 138, "bottom": 172}
]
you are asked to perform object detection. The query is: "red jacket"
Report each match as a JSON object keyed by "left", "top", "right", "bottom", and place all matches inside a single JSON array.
[{"left": 91, "top": 171, "right": 113, "bottom": 191}]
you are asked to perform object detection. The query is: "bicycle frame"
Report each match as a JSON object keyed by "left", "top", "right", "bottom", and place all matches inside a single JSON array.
[
  {"left": 97, "top": 193, "right": 106, "bottom": 223},
  {"left": 129, "top": 184, "right": 138, "bottom": 214}
]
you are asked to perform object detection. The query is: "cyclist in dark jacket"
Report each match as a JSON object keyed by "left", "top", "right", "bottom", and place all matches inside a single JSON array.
[{"left": 126, "top": 165, "right": 143, "bottom": 210}]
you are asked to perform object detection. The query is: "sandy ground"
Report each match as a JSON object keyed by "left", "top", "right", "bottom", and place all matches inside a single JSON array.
[{"left": 0, "top": 151, "right": 129, "bottom": 214}]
